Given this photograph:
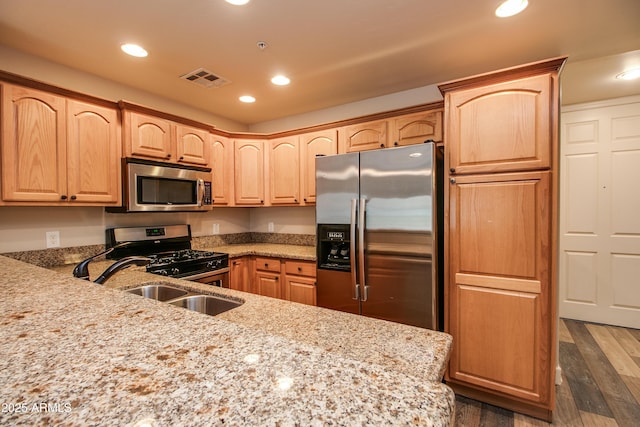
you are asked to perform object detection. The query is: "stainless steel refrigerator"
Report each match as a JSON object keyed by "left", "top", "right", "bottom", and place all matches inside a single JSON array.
[{"left": 315, "top": 142, "right": 443, "bottom": 330}]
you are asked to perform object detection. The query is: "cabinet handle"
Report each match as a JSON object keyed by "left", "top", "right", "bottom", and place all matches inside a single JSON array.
[
  {"left": 60, "top": 195, "right": 67, "bottom": 200},
  {"left": 450, "top": 167, "right": 456, "bottom": 173},
  {"left": 166, "top": 154, "right": 172, "bottom": 158},
  {"left": 70, "top": 195, "right": 77, "bottom": 200},
  {"left": 265, "top": 263, "right": 269, "bottom": 267},
  {"left": 297, "top": 267, "right": 302, "bottom": 272},
  {"left": 260, "top": 200, "right": 264, "bottom": 204},
  {"left": 303, "top": 198, "right": 307, "bottom": 202},
  {"left": 450, "top": 178, "right": 456, "bottom": 184},
  {"left": 294, "top": 199, "right": 298, "bottom": 203},
  {"left": 394, "top": 141, "right": 399, "bottom": 146},
  {"left": 379, "top": 143, "right": 385, "bottom": 148}
]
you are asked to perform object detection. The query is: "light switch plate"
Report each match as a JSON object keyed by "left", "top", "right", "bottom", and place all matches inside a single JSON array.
[{"left": 268, "top": 222, "right": 274, "bottom": 232}]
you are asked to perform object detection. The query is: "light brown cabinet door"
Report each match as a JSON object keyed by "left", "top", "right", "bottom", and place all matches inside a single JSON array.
[
  {"left": 127, "top": 112, "right": 173, "bottom": 161},
  {"left": 269, "top": 137, "right": 300, "bottom": 205},
  {"left": 229, "top": 257, "right": 250, "bottom": 292},
  {"left": 1, "top": 84, "right": 67, "bottom": 202},
  {"left": 234, "top": 140, "right": 265, "bottom": 205},
  {"left": 211, "top": 136, "right": 234, "bottom": 205},
  {"left": 447, "top": 171, "right": 552, "bottom": 404},
  {"left": 300, "top": 129, "right": 338, "bottom": 203},
  {"left": 343, "top": 120, "right": 388, "bottom": 152},
  {"left": 66, "top": 100, "right": 121, "bottom": 204},
  {"left": 256, "top": 271, "right": 281, "bottom": 299},
  {"left": 285, "top": 275, "right": 317, "bottom": 306},
  {"left": 446, "top": 74, "right": 552, "bottom": 174},
  {"left": 390, "top": 110, "right": 443, "bottom": 147},
  {"left": 176, "top": 124, "right": 209, "bottom": 166}
]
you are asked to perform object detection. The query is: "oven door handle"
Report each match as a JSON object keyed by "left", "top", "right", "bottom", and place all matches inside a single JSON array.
[{"left": 181, "top": 267, "right": 230, "bottom": 281}]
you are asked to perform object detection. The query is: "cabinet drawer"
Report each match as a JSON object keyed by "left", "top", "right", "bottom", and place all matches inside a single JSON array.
[
  {"left": 285, "top": 260, "right": 316, "bottom": 277},
  {"left": 255, "top": 257, "right": 281, "bottom": 272}
]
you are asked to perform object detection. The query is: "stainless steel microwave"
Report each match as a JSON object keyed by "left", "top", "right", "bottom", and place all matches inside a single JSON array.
[{"left": 108, "top": 158, "right": 212, "bottom": 212}]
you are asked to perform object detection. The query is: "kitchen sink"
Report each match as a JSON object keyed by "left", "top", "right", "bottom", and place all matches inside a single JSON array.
[
  {"left": 169, "top": 295, "right": 242, "bottom": 316},
  {"left": 126, "top": 284, "right": 189, "bottom": 301}
]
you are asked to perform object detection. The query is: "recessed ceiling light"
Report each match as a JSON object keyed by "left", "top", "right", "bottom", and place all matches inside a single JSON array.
[
  {"left": 495, "top": 0, "right": 528, "bottom": 18},
  {"left": 226, "top": 0, "right": 250, "bottom": 5},
  {"left": 121, "top": 43, "right": 148, "bottom": 58},
  {"left": 239, "top": 95, "right": 256, "bottom": 103},
  {"left": 271, "top": 75, "right": 291, "bottom": 86},
  {"left": 616, "top": 68, "right": 640, "bottom": 81}
]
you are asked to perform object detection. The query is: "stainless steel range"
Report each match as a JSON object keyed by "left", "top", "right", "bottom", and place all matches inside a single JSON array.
[{"left": 105, "top": 224, "right": 229, "bottom": 287}]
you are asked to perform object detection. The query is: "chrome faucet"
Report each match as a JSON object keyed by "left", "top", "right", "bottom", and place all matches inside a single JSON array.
[{"left": 73, "top": 242, "right": 151, "bottom": 284}]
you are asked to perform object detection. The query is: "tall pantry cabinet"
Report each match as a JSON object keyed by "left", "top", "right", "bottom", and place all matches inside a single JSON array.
[{"left": 439, "top": 57, "right": 565, "bottom": 421}]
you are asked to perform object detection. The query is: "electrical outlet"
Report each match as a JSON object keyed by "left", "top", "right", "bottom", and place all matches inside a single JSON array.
[
  {"left": 268, "top": 222, "right": 274, "bottom": 232},
  {"left": 46, "top": 231, "right": 60, "bottom": 248},
  {"left": 213, "top": 223, "right": 220, "bottom": 235}
]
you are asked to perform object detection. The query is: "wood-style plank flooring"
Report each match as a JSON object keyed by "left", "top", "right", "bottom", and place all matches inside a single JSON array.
[{"left": 453, "top": 319, "right": 640, "bottom": 427}]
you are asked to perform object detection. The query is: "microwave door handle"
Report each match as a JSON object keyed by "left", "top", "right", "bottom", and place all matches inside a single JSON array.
[{"left": 196, "top": 179, "right": 204, "bottom": 207}]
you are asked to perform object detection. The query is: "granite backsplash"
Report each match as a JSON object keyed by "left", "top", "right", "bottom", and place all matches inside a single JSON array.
[{"left": 3, "top": 233, "right": 315, "bottom": 268}]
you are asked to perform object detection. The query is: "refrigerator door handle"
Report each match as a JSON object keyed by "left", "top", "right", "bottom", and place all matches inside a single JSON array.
[
  {"left": 350, "top": 199, "right": 360, "bottom": 301},
  {"left": 358, "top": 197, "right": 368, "bottom": 301}
]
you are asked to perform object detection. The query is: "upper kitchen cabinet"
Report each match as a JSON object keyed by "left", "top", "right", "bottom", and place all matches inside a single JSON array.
[
  {"left": 269, "top": 137, "right": 300, "bottom": 205},
  {"left": 443, "top": 73, "right": 554, "bottom": 175},
  {"left": 210, "top": 135, "right": 234, "bottom": 206},
  {"left": 175, "top": 124, "right": 211, "bottom": 166},
  {"left": 121, "top": 104, "right": 210, "bottom": 167},
  {"left": 300, "top": 129, "right": 338, "bottom": 204},
  {"left": 389, "top": 110, "right": 443, "bottom": 146},
  {"left": 234, "top": 139, "right": 266, "bottom": 206},
  {"left": 1, "top": 83, "right": 121, "bottom": 206},
  {"left": 66, "top": 100, "right": 121, "bottom": 204},
  {"left": 342, "top": 119, "right": 388, "bottom": 152}
]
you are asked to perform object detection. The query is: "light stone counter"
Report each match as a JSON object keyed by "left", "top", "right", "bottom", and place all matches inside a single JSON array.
[
  {"left": 197, "top": 243, "right": 316, "bottom": 261},
  {"left": 1, "top": 255, "right": 454, "bottom": 426}
]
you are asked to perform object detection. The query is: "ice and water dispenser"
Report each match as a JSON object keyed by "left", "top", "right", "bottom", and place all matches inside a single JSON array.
[{"left": 317, "top": 224, "right": 351, "bottom": 272}]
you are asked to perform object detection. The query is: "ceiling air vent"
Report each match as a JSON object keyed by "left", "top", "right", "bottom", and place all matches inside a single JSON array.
[{"left": 180, "top": 68, "right": 230, "bottom": 88}]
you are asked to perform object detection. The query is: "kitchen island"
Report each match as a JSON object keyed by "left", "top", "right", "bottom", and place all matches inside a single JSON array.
[{"left": 1, "top": 255, "right": 454, "bottom": 426}]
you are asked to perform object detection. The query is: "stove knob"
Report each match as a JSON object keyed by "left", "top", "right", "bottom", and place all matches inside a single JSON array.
[
  {"left": 157, "top": 270, "right": 169, "bottom": 276},
  {"left": 171, "top": 267, "right": 180, "bottom": 276},
  {"left": 206, "top": 261, "right": 215, "bottom": 269}
]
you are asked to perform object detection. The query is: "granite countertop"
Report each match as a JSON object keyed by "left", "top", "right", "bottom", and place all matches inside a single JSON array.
[
  {"left": 1, "top": 253, "right": 454, "bottom": 426},
  {"left": 197, "top": 243, "right": 316, "bottom": 261}
]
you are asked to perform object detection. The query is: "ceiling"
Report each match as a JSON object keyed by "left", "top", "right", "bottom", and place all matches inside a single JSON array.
[{"left": 1, "top": 0, "right": 639, "bottom": 126}]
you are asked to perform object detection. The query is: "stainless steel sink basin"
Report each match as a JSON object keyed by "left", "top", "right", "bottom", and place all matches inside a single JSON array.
[
  {"left": 127, "top": 284, "right": 189, "bottom": 301},
  {"left": 169, "top": 295, "right": 242, "bottom": 316}
]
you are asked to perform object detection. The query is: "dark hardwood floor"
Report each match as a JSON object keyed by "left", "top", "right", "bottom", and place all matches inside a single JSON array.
[{"left": 453, "top": 319, "right": 640, "bottom": 426}]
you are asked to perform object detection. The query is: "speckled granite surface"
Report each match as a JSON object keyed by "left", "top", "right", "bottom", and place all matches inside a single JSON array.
[
  {"left": 2, "top": 233, "right": 315, "bottom": 268},
  {"left": 1, "top": 255, "right": 454, "bottom": 426},
  {"left": 206, "top": 243, "right": 316, "bottom": 261}
]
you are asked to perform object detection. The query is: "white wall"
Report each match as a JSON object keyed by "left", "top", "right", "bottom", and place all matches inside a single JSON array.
[
  {"left": 249, "top": 207, "right": 315, "bottom": 234},
  {"left": 0, "top": 207, "right": 251, "bottom": 253},
  {"left": 249, "top": 85, "right": 443, "bottom": 133},
  {"left": 0, "top": 44, "right": 247, "bottom": 132}
]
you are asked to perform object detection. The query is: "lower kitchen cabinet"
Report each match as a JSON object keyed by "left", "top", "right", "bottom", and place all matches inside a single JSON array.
[
  {"left": 254, "top": 257, "right": 282, "bottom": 299},
  {"left": 284, "top": 260, "right": 317, "bottom": 306},
  {"left": 446, "top": 170, "right": 554, "bottom": 419},
  {"left": 229, "top": 255, "right": 317, "bottom": 305},
  {"left": 229, "top": 256, "right": 250, "bottom": 292}
]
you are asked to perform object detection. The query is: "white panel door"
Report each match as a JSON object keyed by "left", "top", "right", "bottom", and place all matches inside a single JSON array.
[
  {"left": 560, "top": 96, "right": 640, "bottom": 328},
  {"left": 559, "top": 97, "right": 640, "bottom": 328}
]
